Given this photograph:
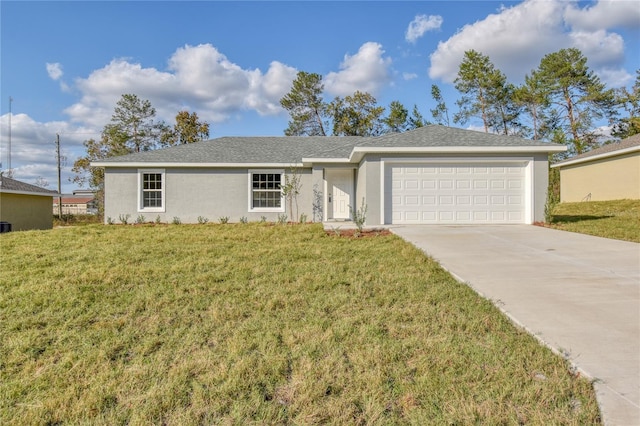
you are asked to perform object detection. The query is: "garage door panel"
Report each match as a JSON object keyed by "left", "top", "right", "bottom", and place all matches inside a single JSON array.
[
  {"left": 422, "top": 195, "right": 436, "bottom": 205},
  {"left": 509, "top": 211, "right": 523, "bottom": 221},
  {"left": 491, "top": 180, "right": 505, "bottom": 189},
  {"left": 422, "top": 179, "right": 436, "bottom": 189},
  {"left": 405, "top": 195, "right": 419, "bottom": 205},
  {"left": 405, "top": 180, "right": 419, "bottom": 190},
  {"left": 474, "top": 180, "right": 489, "bottom": 189},
  {"left": 473, "top": 211, "right": 489, "bottom": 221},
  {"left": 439, "top": 195, "right": 454, "bottom": 205},
  {"left": 388, "top": 162, "right": 526, "bottom": 224},
  {"left": 456, "top": 180, "right": 471, "bottom": 189},
  {"left": 457, "top": 196, "right": 471, "bottom": 205},
  {"left": 508, "top": 179, "right": 522, "bottom": 189},
  {"left": 422, "top": 211, "right": 437, "bottom": 221},
  {"left": 439, "top": 211, "right": 454, "bottom": 221},
  {"left": 456, "top": 211, "right": 471, "bottom": 220},
  {"left": 508, "top": 195, "right": 522, "bottom": 205},
  {"left": 439, "top": 180, "right": 454, "bottom": 189}
]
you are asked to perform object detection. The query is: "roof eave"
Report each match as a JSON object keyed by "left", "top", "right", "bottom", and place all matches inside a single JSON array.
[
  {"left": 301, "top": 158, "right": 353, "bottom": 166},
  {"left": 91, "top": 162, "right": 306, "bottom": 168},
  {"left": 349, "top": 145, "right": 566, "bottom": 161},
  {"left": 551, "top": 146, "right": 640, "bottom": 168},
  {"left": 0, "top": 189, "right": 61, "bottom": 197}
]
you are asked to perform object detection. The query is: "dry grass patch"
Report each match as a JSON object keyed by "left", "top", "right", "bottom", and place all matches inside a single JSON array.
[
  {"left": 1, "top": 223, "right": 600, "bottom": 424},
  {"left": 546, "top": 199, "right": 640, "bottom": 242}
]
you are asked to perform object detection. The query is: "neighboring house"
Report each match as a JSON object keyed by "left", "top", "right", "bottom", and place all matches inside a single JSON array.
[
  {"left": 53, "top": 193, "right": 97, "bottom": 215},
  {"left": 0, "top": 176, "right": 60, "bottom": 231},
  {"left": 92, "top": 125, "right": 566, "bottom": 226},
  {"left": 552, "top": 134, "right": 640, "bottom": 202}
]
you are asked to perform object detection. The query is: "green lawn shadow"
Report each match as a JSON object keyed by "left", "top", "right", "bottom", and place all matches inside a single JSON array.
[{"left": 551, "top": 214, "right": 612, "bottom": 223}]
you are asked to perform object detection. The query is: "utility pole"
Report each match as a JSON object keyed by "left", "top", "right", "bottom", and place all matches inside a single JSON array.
[{"left": 56, "top": 133, "right": 62, "bottom": 219}]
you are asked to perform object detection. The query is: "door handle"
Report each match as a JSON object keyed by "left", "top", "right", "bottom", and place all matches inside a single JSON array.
[{"left": 328, "top": 194, "right": 332, "bottom": 203}]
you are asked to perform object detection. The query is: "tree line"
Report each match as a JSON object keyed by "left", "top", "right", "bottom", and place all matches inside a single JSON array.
[{"left": 280, "top": 48, "right": 639, "bottom": 157}]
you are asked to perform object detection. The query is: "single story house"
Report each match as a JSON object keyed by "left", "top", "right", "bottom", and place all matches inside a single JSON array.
[
  {"left": 551, "top": 134, "right": 640, "bottom": 202},
  {"left": 92, "top": 125, "right": 566, "bottom": 226},
  {"left": 0, "top": 176, "right": 60, "bottom": 231},
  {"left": 53, "top": 194, "right": 97, "bottom": 215}
]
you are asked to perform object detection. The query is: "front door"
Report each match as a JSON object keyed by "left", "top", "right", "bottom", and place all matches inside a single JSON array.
[{"left": 329, "top": 169, "right": 353, "bottom": 220}]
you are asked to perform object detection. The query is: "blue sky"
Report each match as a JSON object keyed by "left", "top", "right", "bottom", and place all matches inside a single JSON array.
[{"left": 1, "top": 0, "right": 639, "bottom": 193}]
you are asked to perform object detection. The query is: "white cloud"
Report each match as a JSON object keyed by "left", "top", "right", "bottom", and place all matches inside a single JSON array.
[
  {"left": 570, "top": 30, "right": 625, "bottom": 67},
  {"left": 429, "top": 0, "right": 567, "bottom": 83},
  {"left": 64, "top": 44, "right": 298, "bottom": 128},
  {"left": 564, "top": 0, "right": 640, "bottom": 31},
  {"left": 46, "top": 63, "right": 63, "bottom": 80},
  {"left": 403, "top": 72, "right": 418, "bottom": 81},
  {"left": 596, "top": 67, "right": 634, "bottom": 88},
  {"left": 428, "top": 0, "right": 635, "bottom": 86},
  {"left": 405, "top": 14, "right": 443, "bottom": 43},
  {"left": 0, "top": 113, "right": 99, "bottom": 192},
  {"left": 324, "top": 42, "right": 392, "bottom": 97}
]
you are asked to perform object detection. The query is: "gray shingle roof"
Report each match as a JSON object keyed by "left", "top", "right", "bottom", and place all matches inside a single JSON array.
[
  {"left": 0, "top": 176, "right": 59, "bottom": 195},
  {"left": 360, "top": 125, "right": 559, "bottom": 147},
  {"left": 96, "top": 136, "right": 365, "bottom": 164},
  {"left": 94, "top": 125, "right": 565, "bottom": 165},
  {"left": 554, "top": 134, "right": 640, "bottom": 166}
]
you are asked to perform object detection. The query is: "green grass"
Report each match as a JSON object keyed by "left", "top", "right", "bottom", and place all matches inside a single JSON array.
[
  {"left": 1, "top": 224, "right": 600, "bottom": 424},
  {"left": 547, "top": 199, "right": 640, "bottom": 242}
]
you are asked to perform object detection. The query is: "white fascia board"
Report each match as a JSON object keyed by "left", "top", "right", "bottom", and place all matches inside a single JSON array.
[
  {"left": 0, "top": 189, "right": 60, "bottom": 197},
  {"left": 91, "top": 162, "right": 306, "bottom": 168},
  {"left": 551, "top": 146, "right": 640, "bottom": 168},
  {"left": 349, "top": 145, "right": 566, "bottom": 161},
  {"left": 301, "top": 157, "right": 352, "bottom": 164}
]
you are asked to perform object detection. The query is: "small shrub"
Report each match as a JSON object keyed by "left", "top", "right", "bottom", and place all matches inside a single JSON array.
[
  {"left": 299, "top": 213, "right": 308, "bottom": 223},
  {"left": 135, "top": 215, "right": 146, "bottom": 224},
  {"left": 219, "top": 216, "right": 229, "bottom": 224},
  {"left": 260, "top": 216, "right": 267, "bottom": 223},
  {"left": 106, "top": 217, "right": 114, "bottom": 225},
  {"left": 155, "top": 215, "right": 162, "bottom": 224},
  {"left": 351, "top": 198, "right": 368, "bottom": 235},
  {"left": 172, "top": 217, "right": 182, "bottom": 225},
  {"left": 239, "top": 216, "right": 248, "bottom": 224},
  {"left": 277, "top": 214, "right": 288, "bottom": 225},
  {"left": 197, "top": 216, "right": 209, "bottom": 224},
  {"left": 118, "top": 214, "right": 130, "bottom": 225}
]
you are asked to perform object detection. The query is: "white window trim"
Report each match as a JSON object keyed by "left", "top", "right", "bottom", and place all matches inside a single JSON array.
[
  {"left": 138, "top": 169, "right": 166, "bottom": 213},
  {"left": 248, "top": 169, "right": 285, "bottom": 213}
]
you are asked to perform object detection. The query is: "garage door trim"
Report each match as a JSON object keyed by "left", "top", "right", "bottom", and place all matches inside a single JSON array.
[{"left": 380, "top": 157, "right": 533, "bottom": 224}]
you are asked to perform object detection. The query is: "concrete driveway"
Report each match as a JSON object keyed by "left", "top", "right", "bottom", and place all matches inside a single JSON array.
[{"left": 391, "top": 225, "right": 640, "bottom": 426}]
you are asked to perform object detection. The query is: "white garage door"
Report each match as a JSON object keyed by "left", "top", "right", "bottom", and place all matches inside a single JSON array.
[{"left": 387, "top": 162, "right": 527, "bottom": 224}]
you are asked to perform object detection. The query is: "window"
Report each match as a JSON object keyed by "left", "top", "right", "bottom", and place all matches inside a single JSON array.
[
  {"left": 249, "top": 170, "right": 284, "bottom": 211},
  {"left": 138, "top": 169, "right": 165, "bottom": 212}
]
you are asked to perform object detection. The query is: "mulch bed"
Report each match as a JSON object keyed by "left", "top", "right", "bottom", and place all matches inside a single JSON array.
[{"left": 325, "top": 228, "right": 393, "bottom": 238}]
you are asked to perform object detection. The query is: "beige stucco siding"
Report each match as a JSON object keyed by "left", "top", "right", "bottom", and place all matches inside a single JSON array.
[
  {"left": 559, "top": 152, "right": 640, "bottom": 202},
  {"left": 0, "top": 193, "right": 53, "bottom": 230}
]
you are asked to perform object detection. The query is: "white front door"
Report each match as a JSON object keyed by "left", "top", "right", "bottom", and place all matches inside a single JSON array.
[{"left": 329, "top": 169, "right": 353, "bottom": 220}]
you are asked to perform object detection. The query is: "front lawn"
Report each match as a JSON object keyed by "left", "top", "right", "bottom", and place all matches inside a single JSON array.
[
  {"left": 547, "top": 199, "right": 640, "bottom": 242},
  {"left": 0, "top": 224, "right": 600, "bottom": 424}
]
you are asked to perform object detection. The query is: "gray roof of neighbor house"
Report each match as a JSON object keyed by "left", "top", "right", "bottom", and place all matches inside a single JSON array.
[
  {"left": 552, "top": 134, "right": 640, "bottom": 168},
  {"left": 92, "top": 125, "right": 565, "bottom": 167},
  {"left": 0, "top": 176, "right": 59, "bottom": 196}
]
